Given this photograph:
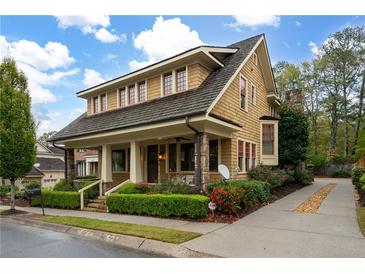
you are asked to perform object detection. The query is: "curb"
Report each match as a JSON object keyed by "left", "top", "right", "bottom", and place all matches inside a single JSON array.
[{"left": 1, "top": 214, "right": 216, "bottom": 258}]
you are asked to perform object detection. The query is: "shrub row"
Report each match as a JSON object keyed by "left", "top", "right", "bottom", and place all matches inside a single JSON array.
[
  {"left": 352, "top": 168, "right": 365, "bottom": 184},
  {"left": 330, "top": 168, "right": 351, "bottom": 178},
  {"left": 118, "top": 181, "right": 189, "bottom": 195},
  {"left": 31, "top": 190, "right": 80, "bottom": 209},
  {"left": 107, "top": 193, "right": 209, "bottom": 218}
]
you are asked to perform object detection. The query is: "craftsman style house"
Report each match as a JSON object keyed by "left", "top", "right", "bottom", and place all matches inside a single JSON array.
[{"left": 50, "top": 34, "right": 280, "bottom": 191}]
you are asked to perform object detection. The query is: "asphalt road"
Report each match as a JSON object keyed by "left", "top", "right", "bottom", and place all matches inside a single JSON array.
[{"left": 0, "top": 219, "right": 160, "bottom": 258}]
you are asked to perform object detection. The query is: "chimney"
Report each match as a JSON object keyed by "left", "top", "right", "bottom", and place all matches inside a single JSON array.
[{"left": 285, "top": 80, "right": 303, "bottom": 107}]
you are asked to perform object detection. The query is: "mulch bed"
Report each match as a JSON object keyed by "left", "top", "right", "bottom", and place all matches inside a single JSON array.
[
  {"left": 0, "top": 197, "right": 31, "bottom": 207},
  {"left": 0, "top": 209, "right": 29, "bottom": 216},
  {"left": 295, "top": 183, "right": 337, "bottom": 213}
]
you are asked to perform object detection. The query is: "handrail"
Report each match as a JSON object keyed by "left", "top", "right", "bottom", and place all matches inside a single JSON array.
[
  {"left": 105, "top": 179, "right": 131, "bottom": 196},
  {"left": 78, "top": 179, "right": 102, "bottom": 209}
]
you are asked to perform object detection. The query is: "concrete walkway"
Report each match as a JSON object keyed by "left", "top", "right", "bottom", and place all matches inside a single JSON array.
[{"left": 182, "top": 178, "right": 365, "bottom": 257}]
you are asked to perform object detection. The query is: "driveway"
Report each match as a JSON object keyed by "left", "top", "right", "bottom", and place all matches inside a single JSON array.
[{"left": 182, "top": 178, "right": 365, "bottom": 257}]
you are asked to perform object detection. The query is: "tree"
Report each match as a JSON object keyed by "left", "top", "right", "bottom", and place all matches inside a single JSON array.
[
  {"left": 38, "top": 131, "right": 57, "bottom": 145},
  {"left": 0, "top": 58, "right": 36, "bottom": 211},
  {"left": 278, "top": 103, "right": 309, "bottom": 167},
  {"left": 273, "top": 61, "right": 301, "bottom": 100}
]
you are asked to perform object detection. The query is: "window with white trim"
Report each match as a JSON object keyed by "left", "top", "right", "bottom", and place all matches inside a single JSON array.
[
  {"left": 119, "top": 87, "right": 126, "bottom": 107},
  {"left": 262, "top": 124, "right": 275, "bottom": 155},
  {"left": 240, "top": 75, "right": 248, "bottom": 111},
  {"left": 128, "top": 85, "right": 136, "bottom": 105},
  {"left": 138, "top": 81, "right": 146, "bottom": 102},
  {"left": 251, "top": 143, "right": 257, "bottom": 169},
  {"left": 237, "top": 140, "right": 257, "bottom": 172},
  {"left": 238, "top": 140, "right": 244, "bottom": 172},
  {"left": 251, "top": 84, "right": 256, "bottom": 105},
  {"left": 93, "top": 96, "right": 99, "bottom": 113},
  {"left": 176, "top": 68, "right": 187, "bottom": 93},
  {"left": 100, "top": 94, "right": 106, "bottom": 112},
  {"left": 163, "top": 72, "right": 173, "bottom": 95},
  {"left": 245, "top": 142, "right": 250, "bottom": 171}
]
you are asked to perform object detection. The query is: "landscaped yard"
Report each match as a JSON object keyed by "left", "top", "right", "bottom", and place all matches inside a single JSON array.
[
  {"left": 33, "top": 215, "right": 201, "bottom": 244},
  {"left": 357, "top": 207, "right": 365, "bottom": 237}
]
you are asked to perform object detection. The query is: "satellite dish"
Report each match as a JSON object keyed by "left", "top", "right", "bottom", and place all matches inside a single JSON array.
[
  {"left": 218, "top": 164, "right": 230, "bottom": 180},
  {"left": 34, "top": 163, "right": 40, "bottom": 168}
]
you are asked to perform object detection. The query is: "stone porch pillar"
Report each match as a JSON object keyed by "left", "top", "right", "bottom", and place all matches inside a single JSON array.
[
  {"left": 130, "top": 141, "right": 143, "bottom": 183},
  {"left": 66, "top": 148, "right": 75, "bottom": 181},
  {"left": 101, "top": 144, "right": 112, "bottom": 185},
  {"left": 200, "top": 133, "right": 210, "bottom": 191}
]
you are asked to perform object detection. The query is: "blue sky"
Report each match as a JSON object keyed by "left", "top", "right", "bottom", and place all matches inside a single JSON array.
[{"left": 1, "top": 15, "right": 364, "bottom": 136}]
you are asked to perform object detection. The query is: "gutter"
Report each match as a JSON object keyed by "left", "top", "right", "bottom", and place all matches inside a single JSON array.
[
  {"left": 185, "top": 116, "right": 202, "bottom": 189},
  {"left": 52, "top": 141, "right": 68, "bottom": 180}
]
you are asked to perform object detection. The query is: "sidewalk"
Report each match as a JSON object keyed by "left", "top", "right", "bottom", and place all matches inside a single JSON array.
[{"left": 0, "top": 204, "right": 226, "bottom": 235}]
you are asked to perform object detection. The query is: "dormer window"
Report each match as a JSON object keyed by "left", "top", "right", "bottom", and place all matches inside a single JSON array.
[
  {"left": 93, "top": 96, "right": 99, "bottom": 113},
  {"left": 100, "top": 94, "right": 106, "bottom": 112},
  {"left": 176, "top": 68, "right": 186, "bottom": 92},
  {"left": 128, "top": 85, "right": 136, "bottom": 105},
  {"left": 119, "top": 87, "right": 126, "bottom": 107},
  {"left": 163, "top": 72, "right": 173, "bottom": 95},
  {"left": 138, "top": 81, "right": 146, "bottom": 102}
]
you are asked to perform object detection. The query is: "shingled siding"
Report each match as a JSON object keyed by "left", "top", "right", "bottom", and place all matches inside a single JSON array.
[
  {"left": 188, "top": 63, "right": 211, "bottom": 90},
  {"left": 147, "top": 75, "right": 161, "bottom": 100},
  {"left": 211, "top": 54, "right": 271, "bottom": 178}
]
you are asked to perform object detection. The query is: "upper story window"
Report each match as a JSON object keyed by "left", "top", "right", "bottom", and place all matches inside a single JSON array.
[
  {"left": 176, "top": 68, "right": 186, "bottom": 93},
  {"left": 262, "top": 124, "right": 275, "bottom": 155},
  {"left": 138, "top": 81, "right": 146, "bottom": 102},
  {"left": 93, "top": 96, "right": 99, "bottom": 113},
  {"left": 119, "top": 88, "right": 126, "bottom": 107},
  {"left": 240, "top": 75, "right": 248, "bottom": 111},
  {"left": 253, "top": 52, "right": 258, "bottom": 65},
  {"left": 251, "top": 84, "right": 256, "bottom": 105},
  {"left": 128, "top": 85, "right": 136, "bottom": 105},
  {"left": 163, "top": 72, "right": 173, "bottom": 95},
  {"left": 100, "top": 94, "right": 106, "bottom": 112}
]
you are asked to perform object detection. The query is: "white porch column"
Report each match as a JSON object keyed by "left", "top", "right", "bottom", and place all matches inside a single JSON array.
[
  {"left": 101, "top": 144, "right": 112, "bottom": 183},
  {"left": 130, "top": 141, "right": 142, "bottom": 183},
  {"left": 85, "top": 161, "right": 90, "bottom": 175}
]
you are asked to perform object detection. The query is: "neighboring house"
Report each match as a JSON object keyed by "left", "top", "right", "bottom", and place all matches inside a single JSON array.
[
  {"left": 49, "top": 34, "right": 281, "bottom": 191},
  {"left": 74, "top": 148, "right": 99, "bottom": 177}
]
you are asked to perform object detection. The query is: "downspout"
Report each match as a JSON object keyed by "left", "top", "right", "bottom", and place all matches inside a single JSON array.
[
  {"left": 185, "top": 116, "right": 202, "bottom": 189},
  {"left": 52, "top": 141, "right": 68, "bottom": 180}
]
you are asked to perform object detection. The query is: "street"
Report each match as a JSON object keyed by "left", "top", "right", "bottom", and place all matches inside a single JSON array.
[{"left": 0, "top": 219, "right": 160, "bottom": 258}]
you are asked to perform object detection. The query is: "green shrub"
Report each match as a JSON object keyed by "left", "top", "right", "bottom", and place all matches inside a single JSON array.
[
  {"left": 209, "top": 186, "right": 244, "bottom": 213},
  {"left": 306, "top": 153, "right": 327, "bottom": 167},
  {"left": 53, "top": 179, "right": 75, "bottom": 191},
  {"left": 267, "top": 173, "right": 283, "bottom": 189},
  {"left": 31, "top": 190, "right": 80, "bottom": 209},
  {"left": 330, "top": 168, "right": 351, "bottom": 178},
  {"left": 82, "top": 181, "right": 99, "bottom": 199},
  {"left": 107, "top": 194, "right": 209, "bottom": 218},
  {"left": 279, "top": 168, "right": 296, "bottom": 184},
  {"left": 117, "top": 182, "right": 152, "bottom": 194},
  {"left": 75, "top": 174, "right": 98, "bottom": 180},
  {"left": 352, "top": 168, "right": 365, "bottom": 184},
  {"left": 248, "top": 165, "right": 272, "bottom": 181},
  {"left": 0, "top": 185, "right": 11, "bottom": 197},
  {"left": 25, "top": 180, "right": 41, "bottom": 190},
  {"left": 154, "top": 180, "right": 189, "bottom": 194},
  {"left": 294, "top": 168, "right": 313, "bottom": 185},
  {"left": 207, "top": 180, "right": 270, "bottom": 208}
]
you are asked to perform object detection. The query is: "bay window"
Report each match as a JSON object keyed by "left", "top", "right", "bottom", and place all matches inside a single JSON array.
[{"left": 262, "top": 124, "right": 274, "bottom": 155}]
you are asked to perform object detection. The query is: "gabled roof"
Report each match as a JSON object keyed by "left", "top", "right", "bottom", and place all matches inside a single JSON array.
[
  {"left": 27, "top": 166, "right": 44, "bottom": 177},
  {"left": 36, "top": 157, "right": 65, "bottom": 171},
  {"left": 50, "top": 34, "right": 268, "bottom": 142}
]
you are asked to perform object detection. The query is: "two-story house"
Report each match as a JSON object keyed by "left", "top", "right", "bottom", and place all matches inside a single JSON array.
[{"left": 49, "top": 34, "right": 280, "bottom": 192}]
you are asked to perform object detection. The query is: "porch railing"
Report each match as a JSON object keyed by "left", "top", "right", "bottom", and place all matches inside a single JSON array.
[
  {"left": 104, "top": 179, "right": 131, "bottom": 196},
  {"left": 78, "top": 179, "right": 103, "bottom": 210}
]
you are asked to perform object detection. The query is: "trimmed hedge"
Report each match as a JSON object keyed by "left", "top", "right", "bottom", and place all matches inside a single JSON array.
[
  {"left": 107, "top": 194, "right": 209, "bottom": 218},
  {"left": 31, "top": 190, "right": 80, "bottom": 209}
]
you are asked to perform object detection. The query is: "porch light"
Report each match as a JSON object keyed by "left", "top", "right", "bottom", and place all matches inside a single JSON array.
[{"left": 158, "top": 151, "right": 166, "bottom": 161}]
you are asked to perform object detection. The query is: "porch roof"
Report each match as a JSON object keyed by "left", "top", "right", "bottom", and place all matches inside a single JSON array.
[{"left": 50, "top": 34, "right": 262, "bottom": 142}]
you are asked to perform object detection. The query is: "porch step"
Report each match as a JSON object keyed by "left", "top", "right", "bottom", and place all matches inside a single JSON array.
[
  {"left": 88, "top": 198, "right": 106, "bottom": 203},
  {"left": 81, "top": 207, "right": 106, "bottom": 213},
  {"left": 86, "top": 202, "right": 107, "bottom": 210}
]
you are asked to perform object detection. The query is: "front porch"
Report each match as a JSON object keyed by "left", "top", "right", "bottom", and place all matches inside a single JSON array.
[{"left": 61, "top": 115, "right": 241, "bottom": 193}]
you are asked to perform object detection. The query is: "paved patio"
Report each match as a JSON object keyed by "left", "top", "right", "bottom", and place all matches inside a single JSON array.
[{"left": 182, "top": 178, "right": 365, "bottom": 257}]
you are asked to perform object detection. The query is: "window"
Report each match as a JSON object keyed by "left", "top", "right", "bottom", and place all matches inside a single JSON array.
[
  {"left": 128, "top": 85, "right": 136, "bottom": 105},
  {"left": 251, "top": 143, "right": 256, "bottom": 169},
  {"left": 112, "top": 150, "right": 126, "bottom": 172},
  {"left": 176, "top": 68, "right": 186, "bottom": 93},
  {"left": 245, "top": 142, "right": 250, "bottom": 172},
  {"left": 238, "top": 140, "right": 244, "bottom": 172},
  {"left": 209, "top": 140, "right": 219, "bottom": 171},
  {"left": 93, "top": 96, "right": 99, "bottom": 113},
  {"left": 100, "top": 94, "right": 106, "bottom": 112},
  {"left": 119, "top": 88, "right": 126, "bottom": 107},
  {"left": 262, "top": 124, "right": 275, "bottom": 155},
  {"left": 163, "top": 72, "right": 173, "bottom": 95},
  {"left": 253, "top": 52, "right": 258, "bottom": 65},
  {"left": 168, "top": 144, "right": 177, "bottom": 172},
  {"left": 240, "top": 75, "right": 247, "bottom": 110},
  {"left": 180, "top": 143, "right": 194, "bottom": 171},
  {"left": 138, "top": 81, "right": 146, "bottom": 102},
  {"left": 251, "top": 84, "right": 256, "bottom": 105}
]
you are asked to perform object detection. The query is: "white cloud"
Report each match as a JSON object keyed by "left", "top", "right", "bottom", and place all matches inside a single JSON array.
[
  {"left": 227, "top": 15, "right": 280, "bottom": 31},
  {"left": 55, "top": 16, "right": 126, "bottom": 44},
  {"left": 308, "top": 41, "right": 319, "bottom": 55},
  {"left": 295, "top": 21, "right": 302, "bottom": 27},
  {"left": 83, "top": 68, "right": 105, "bottom": 88},
  {"left": 102, "top": 53, "right": 118, "bottom": 63},
  {"left": 129, "top": 16, "right": 203, "bottom": 70},
  {"left": 94, "top": 28, "right": 126, "bottom": 43},
  {"left": 0, "top": 36, "right": 79, "bottom": 104}
]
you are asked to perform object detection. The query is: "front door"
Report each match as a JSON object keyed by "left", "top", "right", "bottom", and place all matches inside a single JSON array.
[{"left": 147, "top": 145, "right": 158, "bottom": 183}]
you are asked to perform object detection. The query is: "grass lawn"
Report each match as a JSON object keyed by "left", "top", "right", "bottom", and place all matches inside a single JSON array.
[
  {"left": 33, "top": 215, "right": 201, "bottom": 244},
  {"left": 357, "top": 207, "right": 365, "bottom": 237}
]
